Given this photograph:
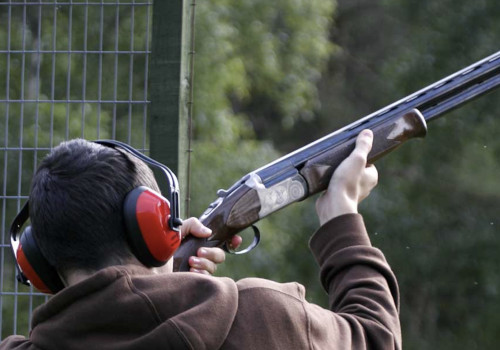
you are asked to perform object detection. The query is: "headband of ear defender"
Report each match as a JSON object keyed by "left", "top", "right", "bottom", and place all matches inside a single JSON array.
[{"left": 10, "top": 140, "right": 183, "bottom": 294}]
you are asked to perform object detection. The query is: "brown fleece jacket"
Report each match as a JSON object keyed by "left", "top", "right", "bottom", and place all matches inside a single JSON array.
[{"left": 0, "top": 214, "right": 401, "bottom": 350}]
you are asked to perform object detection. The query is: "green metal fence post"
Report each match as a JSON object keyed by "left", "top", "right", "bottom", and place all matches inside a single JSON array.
[{"left": 150, "top": 0, "right": 194, "bottom": 217}]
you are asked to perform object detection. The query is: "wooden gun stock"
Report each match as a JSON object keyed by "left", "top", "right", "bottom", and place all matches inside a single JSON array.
[{"left": 300, "top": 109, "right": 427, "bottom": 195}]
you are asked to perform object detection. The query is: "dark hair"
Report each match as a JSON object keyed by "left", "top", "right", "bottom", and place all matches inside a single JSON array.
[{"left": 29, "top": 139, "right": 160, "bottom": 274}]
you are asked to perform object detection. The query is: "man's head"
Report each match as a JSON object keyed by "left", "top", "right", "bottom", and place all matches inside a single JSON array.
[{"left": 28, "top": 139, "right": 160, "bottom": 277}]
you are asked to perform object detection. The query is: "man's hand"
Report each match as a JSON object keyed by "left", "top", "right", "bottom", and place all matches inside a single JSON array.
[
  {"left": 315, "top": 129, "right": 378, "bottom": 226},
  {"left": 180, "top": 218, "right": 242, "bottom": 275}
]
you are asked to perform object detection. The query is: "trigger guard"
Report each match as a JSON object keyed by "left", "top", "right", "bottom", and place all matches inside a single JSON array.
[{"left": 223, "top": 225, "right": 260, "bottom": 255}]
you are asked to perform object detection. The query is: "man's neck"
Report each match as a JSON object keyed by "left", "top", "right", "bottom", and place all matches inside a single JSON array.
[{"left": 60, "top": 258, "right": 173, "bottom": 287}]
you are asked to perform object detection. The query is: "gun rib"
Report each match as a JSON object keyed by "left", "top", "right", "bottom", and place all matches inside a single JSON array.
[{"left": 254, "top": 51, "right": 500, "bottom": 185}]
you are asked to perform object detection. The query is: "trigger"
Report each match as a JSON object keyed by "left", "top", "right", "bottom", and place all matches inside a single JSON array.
[{"left": 224, "top": 225, "right": 261, "bottom": 255}]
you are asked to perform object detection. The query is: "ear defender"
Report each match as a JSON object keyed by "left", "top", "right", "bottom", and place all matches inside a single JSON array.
[
  {"left": 10, "top": 202, "right": 65, "bottom": 294},
  {"left": 94, "top": 139, "right": 183, "bottom": 267},
  {"left": 17, "top": 227, "right": 65, "bottom": 294},
  {"left": 123, "top": 186, "right": 182, "bottom": 267},
  {"left": 10, "top": 140, "right": 182, "bottom": 294}
]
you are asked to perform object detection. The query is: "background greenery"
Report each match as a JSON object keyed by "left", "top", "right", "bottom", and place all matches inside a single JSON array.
[
  {"left": 1, "top": 0, "right": 499, "bottom": 348},
  {"left": 0, "top": 1, "right": 150, "bottom": 336},
  {"left": 191, "top": 1, "right": 500, "bottom": 349}
]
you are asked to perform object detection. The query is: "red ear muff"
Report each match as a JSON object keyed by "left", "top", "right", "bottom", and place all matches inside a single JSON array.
[
  {"left": 17, "top": 227, "right": 65, "bottom": 294},
  {"left": 123, "top": 186, "right": 182, "bottom": 267},
  {"left": 10, "top": 202, "right": 64, "bottom": 294}
]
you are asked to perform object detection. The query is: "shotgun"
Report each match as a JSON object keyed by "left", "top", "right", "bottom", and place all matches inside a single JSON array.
[{"left": 174, "top": 51, "right": 500, "bottom": 272}]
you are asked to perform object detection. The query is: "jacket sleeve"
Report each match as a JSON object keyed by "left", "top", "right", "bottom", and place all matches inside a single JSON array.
[{"left": 307, "top": 213, "right": 401, "bottom": 349}]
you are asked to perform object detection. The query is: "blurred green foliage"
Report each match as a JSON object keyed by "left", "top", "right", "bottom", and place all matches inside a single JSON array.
[
  {"left": 1, "top": 0, "right": 500, "bottom": 348},
  {"left": 191, "top": 0, "right": 500, "bottom": 349},
  {"left": 190, "top": 0, "right": 335, "bottom": 298}
]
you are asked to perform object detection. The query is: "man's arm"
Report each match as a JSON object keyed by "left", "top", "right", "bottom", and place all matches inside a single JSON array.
[{"left": 309, "top": 129, "right": 401, "bottom": 348}]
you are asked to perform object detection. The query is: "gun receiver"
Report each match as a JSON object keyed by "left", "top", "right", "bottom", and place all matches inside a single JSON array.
[{"left": 174, "top": 51, "right": 500, "bottom": 272}]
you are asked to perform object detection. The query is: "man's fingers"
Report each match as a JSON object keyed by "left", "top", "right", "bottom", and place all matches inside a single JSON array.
[
  {"left": 180, "top": 217, "right": 212, "bottom": 239},
  {"left": 188, "top": 247, "right": 225, "bottom": 275},
  {"left": 227, "top": 235, "right": 243, "bottom": 251},
  {"left": 365, "top": 163, "right": 378, "bottom": 187},
  {"left": 358, "top": 164, "right": 378, "bottom": 202},
  {"left": 327, "top": 129, "right": 374, "bottom": 192},
  {"left": 352, "top": 129, "right": 374, "bottom": 162},
  {"left": 198, "top": 247, "right": 226, "bottom": 263}
]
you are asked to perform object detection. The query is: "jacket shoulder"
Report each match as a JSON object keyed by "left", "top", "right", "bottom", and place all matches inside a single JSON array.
[{"left": 236, "top": 277, "right": 306, "bottom": 301}]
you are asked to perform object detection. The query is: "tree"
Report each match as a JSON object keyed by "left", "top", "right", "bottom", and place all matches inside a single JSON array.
[{"left": 193, "top": 0, "right": 500, "bottom": 348}]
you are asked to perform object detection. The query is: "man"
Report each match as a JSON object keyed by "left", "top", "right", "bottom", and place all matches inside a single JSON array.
[{"left": 1, "top": 130, "right": 401, "bottom": 349}]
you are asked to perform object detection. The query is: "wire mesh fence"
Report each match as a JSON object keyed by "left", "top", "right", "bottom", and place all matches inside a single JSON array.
[{"left": 0, "top": 0, "right": 153, "bottom": 337}]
